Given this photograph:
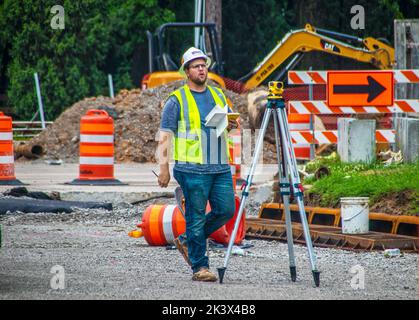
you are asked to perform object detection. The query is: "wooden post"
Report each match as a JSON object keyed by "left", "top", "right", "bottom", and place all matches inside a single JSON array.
[
  {"left": 205, "top": 0, "right": 222, "bottom": 55},
  {"left": 394, "top": 19, "right": 419, "bottom": 100}
]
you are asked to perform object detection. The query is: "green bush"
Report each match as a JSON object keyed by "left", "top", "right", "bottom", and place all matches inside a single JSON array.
[
  {"left": 0, "top": 0, "right": 174, "bottom": 120},
  {"left": 222, "top": 0, "right": 292, "bottom": 79}
]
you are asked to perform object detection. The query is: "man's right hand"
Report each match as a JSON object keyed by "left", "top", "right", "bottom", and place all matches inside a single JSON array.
[{"left": 158, "top": 169, "right": 170, "bottom": 188}]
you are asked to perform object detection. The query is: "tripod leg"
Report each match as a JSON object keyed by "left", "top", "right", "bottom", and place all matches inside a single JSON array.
[
  {"left": 275, "top": 107, "right": 320, "bottom": 287},
  {"left": 217, "top": 107, "right": 274, "bottom": 284},
  {"left": 273, "top": 113, "right": 297, "bottom": 282}
]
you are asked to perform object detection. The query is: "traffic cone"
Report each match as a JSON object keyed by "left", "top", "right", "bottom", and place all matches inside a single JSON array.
[{"left": 0, "top": 112, "right": 24, "bottom": 185}]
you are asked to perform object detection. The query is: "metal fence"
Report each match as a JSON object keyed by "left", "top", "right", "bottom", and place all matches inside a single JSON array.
[{"left": 12, "top": 121, "right": 53, "bottom": 139}]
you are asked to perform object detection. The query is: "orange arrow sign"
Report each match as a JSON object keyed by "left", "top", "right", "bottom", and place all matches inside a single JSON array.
[{"left": 327, "top": 71, "right": 394, "bottom": 107}]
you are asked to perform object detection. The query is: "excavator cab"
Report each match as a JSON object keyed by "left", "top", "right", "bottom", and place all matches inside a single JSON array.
[{"left": 142, "top": 22, "right": 226, "bottom": 89}]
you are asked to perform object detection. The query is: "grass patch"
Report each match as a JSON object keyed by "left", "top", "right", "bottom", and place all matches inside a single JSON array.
[
  {"left": 13, "top": 135, "right": 31, "bottom": 142},
  {"left": 304, "top": 155, "right": 419, "bottom": 213}
]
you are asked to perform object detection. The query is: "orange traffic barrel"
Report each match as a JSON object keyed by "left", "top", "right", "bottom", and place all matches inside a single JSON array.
[
  {"left": 228, "top": 127, "right": 242, "bottom": 190},
  {"left": 132, "top": 195, "right": 246, "bottom": 246},
  {"left": 135, "top": 204, "right": 186, "bottom": 246},
  {"left": 177, "top": 194, "right": 245, "bottom": 246},
  {"left": 288, "top": 114, "right": 311, "bottom": 160},
  {"left": 67, "top": 109, "right": 126, "bottom": 185},
  {"left": 0, "top": 112, "right": 24, "bottom": 185},
  {"left": 229, "top": 147, "right": 237, "bottom": 191},
  {"left": 210, "top": 195, "right": 246, "bottom": 246}
]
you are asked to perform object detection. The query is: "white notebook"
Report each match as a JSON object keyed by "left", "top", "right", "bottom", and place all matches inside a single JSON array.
[{"left": 205, "top": 104, "right": 228, "bottom": 137}]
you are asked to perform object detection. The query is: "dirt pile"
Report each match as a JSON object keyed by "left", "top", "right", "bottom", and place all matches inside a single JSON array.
[
  {"left": 27, "top": 96, "right": 113, "bottom": 163},
  {"left": 26, "top": 81, "right": 277, "bottom": 163}
]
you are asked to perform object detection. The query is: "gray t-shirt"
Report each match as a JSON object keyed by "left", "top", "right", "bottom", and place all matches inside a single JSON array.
[{"left": 160, "top": 87, "right": 231, "bottom": 174}]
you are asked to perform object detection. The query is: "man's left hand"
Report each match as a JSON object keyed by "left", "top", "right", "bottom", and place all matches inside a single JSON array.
[{"left": 227, "top": 119, "right": 239, "bottom": 131}]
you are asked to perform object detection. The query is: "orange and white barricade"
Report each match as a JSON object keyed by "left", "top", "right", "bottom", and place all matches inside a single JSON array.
[
  {"left": 288, "top": 69, "right": 419, "bottom": 85},
  {"left": 288, "top": 100, "right": 419, "bottom": 114},
  {"left": 67, "top": 109, "right": 125, "bottom": 185},
  {"left": 0, "top": 112, "right": 24, "bottom": 185},
  {"left": 287, "top": 114, "right": 311, "bottom": 160},
  {"left": 290, "top": 129, "right": 396, "bottom": 145}
]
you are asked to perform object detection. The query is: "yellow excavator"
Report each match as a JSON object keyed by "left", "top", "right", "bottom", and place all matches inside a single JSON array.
[{"left": 142, "top": 23, "right": 395, "bottom": 92}]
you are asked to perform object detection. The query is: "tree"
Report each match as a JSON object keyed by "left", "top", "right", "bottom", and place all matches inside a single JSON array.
[
  {"left": 0, "top": 0, "right": 174, "bottom": 120},
  {"left": 205, "top": 0, "right": 222, "bottom": 51},
  {"left": 222, "top": 0, "right": 292, "bottom": 79},
  {"left": 0, "top": 3, "right": 8, "bottom": 97},
  {"left": 106, "top": 0, "right": 175, "bottom": 90}
]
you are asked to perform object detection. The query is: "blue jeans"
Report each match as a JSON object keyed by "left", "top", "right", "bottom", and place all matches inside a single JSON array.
[{"left": 173, "top": 169, "right": 236, "bottom": 273}]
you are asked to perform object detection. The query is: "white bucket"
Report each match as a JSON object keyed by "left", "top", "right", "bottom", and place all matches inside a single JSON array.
[{"left": 340, "top": 197, "right": 369, "bottom": 234}]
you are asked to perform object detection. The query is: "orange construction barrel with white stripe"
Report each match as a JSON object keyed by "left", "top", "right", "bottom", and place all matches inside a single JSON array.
[
  {"left": 209, "top": 195, "right": 246, "bottom": 246},
  {"left": 67, "top": 109, "right": 125, "bottom": 185},
  {"left": 0, "top": 112, "right": 24, "bottom": 185},
  {"left": 136, "top": 204, "right": 186, "bottom": 246},
  {"left": 134, "top": 196, "right": 245, "bottom": 246},
  {"left": 288, "top": 114, "right": 311, "bottom": 160},
  {"left": 229, "top": 145, "right": 237, "bottom": 190},
  {"left": 228, "top": 127, "right": 242, "bottom": 191}
]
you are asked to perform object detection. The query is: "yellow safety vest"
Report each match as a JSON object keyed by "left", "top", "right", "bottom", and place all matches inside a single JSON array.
[{"left": 170, "top": 85, "right": 231, "bottom": 164}]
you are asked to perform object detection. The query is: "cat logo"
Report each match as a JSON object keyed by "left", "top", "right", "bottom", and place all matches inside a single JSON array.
[{"left": 320, "top": 40, "right": 341, "bottom": 53}]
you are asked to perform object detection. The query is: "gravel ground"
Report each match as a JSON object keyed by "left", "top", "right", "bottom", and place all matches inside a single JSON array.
[{"left": 0, "top": 197, "right": 418, "bottom": 300}]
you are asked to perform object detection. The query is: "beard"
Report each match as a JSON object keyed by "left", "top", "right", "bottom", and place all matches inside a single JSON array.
[{"left": 189, "top": 73, "right": 207, "bottom": 86}]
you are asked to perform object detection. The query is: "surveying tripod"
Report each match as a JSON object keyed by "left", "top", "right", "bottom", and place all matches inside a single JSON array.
[{"left": 217, "top": 81, "right": 321, "bottom": 287}]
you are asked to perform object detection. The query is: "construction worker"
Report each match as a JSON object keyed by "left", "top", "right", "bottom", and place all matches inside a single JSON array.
[{"left": 157, "top": 47, "right": 238, "bottom": 282}]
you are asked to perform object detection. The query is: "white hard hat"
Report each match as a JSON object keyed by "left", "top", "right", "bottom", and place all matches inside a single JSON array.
[{"left": 179, "top": 47, "right": 211, "bottom": 77}]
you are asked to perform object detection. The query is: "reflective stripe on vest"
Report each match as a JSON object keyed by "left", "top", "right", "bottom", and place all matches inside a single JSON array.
[{"left": 170, "top": 85, "right": 230, "bottom": 164}]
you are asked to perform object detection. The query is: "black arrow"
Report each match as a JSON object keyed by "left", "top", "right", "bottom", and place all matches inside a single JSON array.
[{"left": 333, "top": 76, "right": 386, "bottom": 103}]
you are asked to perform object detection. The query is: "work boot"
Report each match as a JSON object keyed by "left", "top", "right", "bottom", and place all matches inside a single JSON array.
[
  {"left": 192, "top": 267, "right": 217, "bottom": 282},
  {"left": 173, "top": 237, "right": 191, "bottom": 266}
]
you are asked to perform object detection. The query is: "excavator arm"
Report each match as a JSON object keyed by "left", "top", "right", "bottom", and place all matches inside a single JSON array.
[{"left": 243, "top": 24, "right": 395, "bottom": 91}]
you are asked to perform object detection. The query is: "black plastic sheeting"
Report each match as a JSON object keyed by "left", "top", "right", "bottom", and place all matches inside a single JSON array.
[
  {"left": 3, "top": 187, "right": 57, "bottom": 200},
  {"left": 0, "top": 198, "right": 112, "bottom": 214}
]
